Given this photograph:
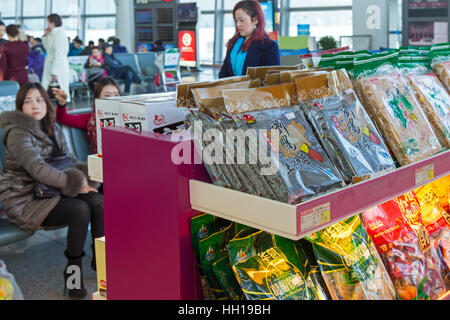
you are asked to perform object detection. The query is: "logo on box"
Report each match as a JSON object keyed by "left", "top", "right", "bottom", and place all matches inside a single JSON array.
[
  {"left": 154, "top": 115, "right": 165, "bottom": 126},
  {"left": 100, "top": 118, "right": 115, "bottom": 128},
  {"left": 125, "top": 122, "right": 142, "bottom": 133}
]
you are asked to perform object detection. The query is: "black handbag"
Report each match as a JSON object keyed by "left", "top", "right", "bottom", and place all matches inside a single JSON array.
[{"left": 34, "top": 155, "right": 75, "bottom": 199}]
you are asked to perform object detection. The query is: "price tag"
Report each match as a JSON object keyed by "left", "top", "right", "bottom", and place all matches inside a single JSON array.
[
  {"left": 301, "top": 203, "right": 331, "bottom": 233},
  {"left": 415, "top": 163, "right": 434, "bottom": 186}
]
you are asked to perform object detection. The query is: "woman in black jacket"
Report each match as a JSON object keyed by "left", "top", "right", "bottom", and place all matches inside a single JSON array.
[{"left": 219, "top": 0, "right": 280, "bottom": 78}]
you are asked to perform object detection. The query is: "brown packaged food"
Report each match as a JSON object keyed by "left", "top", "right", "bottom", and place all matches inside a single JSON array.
[{"left": 433, "top": 61, "right": 450, "bottom": 94}]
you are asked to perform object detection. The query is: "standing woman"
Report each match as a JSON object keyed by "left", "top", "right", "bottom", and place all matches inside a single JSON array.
[
  {"left": 0, "top": 83, "right": 104, "bottom": 299},
  {"left": 219, "top": 0, "right": 280, "bottom": 78},
  {"left": 0, "top": 24, "right": 29, "bottom": 85},
  {"left": 41, "top": 14, "right": 71, "bottom": 102}
]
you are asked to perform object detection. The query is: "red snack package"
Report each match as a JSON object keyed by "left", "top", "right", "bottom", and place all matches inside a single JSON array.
[{"left": 362, "top": 193, "right": 446, "bottom": 300}]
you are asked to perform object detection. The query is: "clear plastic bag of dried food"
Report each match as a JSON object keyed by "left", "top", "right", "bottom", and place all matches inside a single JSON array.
[
  {"left": 306, "top": 215, "right": 398, "bottom": 300},
  {"left": 430, "top": 44, "right": 450, "bottom": 93},
  {"left": 233, "top": 107, "right": 344, "bottom": 204},
  {"left": 302, "top": 92, "right": 396, "bottom": 184},
  {"left": 354, "top": 54, "right": 443, "bottom": 166}
]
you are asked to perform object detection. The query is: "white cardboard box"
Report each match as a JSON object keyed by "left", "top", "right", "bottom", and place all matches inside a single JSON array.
[
  {"left": 88, "top": 155, "right": 103, "bottom": 183},
  {"left": 95, "top": 92, "right": 182, "bottom": 155}
]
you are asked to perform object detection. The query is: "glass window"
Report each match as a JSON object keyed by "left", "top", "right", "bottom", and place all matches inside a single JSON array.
[
  {"left": 178, "top": 0, "right": 215, "bottom": 12},
  {"left": 23, "top": 0, "right": 45, "bottom": 17},
  {"left": 86, "top": 0, "right": 116, "bottom": 15},
  {"left": 224, "top": 0, "right": 242, "bottom": 10},
  {"left": 198, "top": 13, "right": 215, "bottom": 64},
  {"left": 289, "top": 0, "right": 352, "bottom": 7},
  {"left": 52, "top": 0, "right": 80, "bottom": 16},
  {"left": 63, "top": 17, "right": 80, "bottom": 41},
  {"left": 0, "top": 0, "right": 16, "bottom": 17},
  {"left": 289, "top": 10, "right": 353, "bottom": 45},
  {"left": 223, "top": 14, "right": 237, "bottom": 59},
  {"left": 22, "top": 19, "right": 46, "bottom": 38},
  {"left": 85, "top": 17, "right": 116, "bottom": 44}
]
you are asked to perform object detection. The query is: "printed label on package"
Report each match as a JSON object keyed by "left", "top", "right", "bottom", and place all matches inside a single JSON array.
[
  {"left": 300, "top": 202, "right": 331, "bottom": 233},
  {"left": 415, "top": 163, "right": 434, "bottom": 186}
]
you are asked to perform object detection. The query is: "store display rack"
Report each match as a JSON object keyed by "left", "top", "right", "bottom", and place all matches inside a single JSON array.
[{"left": 94, "top": 127, "right": 450, "bottom": 300}]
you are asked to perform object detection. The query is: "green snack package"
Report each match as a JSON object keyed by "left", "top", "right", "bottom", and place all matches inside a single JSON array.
[
  {"left": 212, "top": 251, "right": 245, "bottom": 300},
  {"left": 228, "top": 230, "right": 323, "bottom": 300},
  {"left": 306, "top": 215, "right": 398, "bottom": 300}
]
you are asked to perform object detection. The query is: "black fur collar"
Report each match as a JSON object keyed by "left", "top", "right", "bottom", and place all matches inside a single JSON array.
[{"left": 0, "top": 110, "right": 41, "bottom": 133}]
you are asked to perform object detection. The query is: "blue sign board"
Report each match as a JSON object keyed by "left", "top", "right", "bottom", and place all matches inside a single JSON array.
[{"left": 297, "top": 24, "right": 311, "bottom": 36}]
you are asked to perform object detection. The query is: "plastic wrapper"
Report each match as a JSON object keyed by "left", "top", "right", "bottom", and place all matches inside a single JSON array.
[
  {"left": 228, "top": 230, "right": 327, "bottom": 300},
  {"left": 0, "top": 260, "right": 23, "bottom": 300},
  {"left": 305, "top": 215, "right": 397, "bottom": 300},
  {"left": 404, "top": 66, "right": 450, "bottom": 149},
  {"left": 430, "top": 45, "right": 450, "bottom": 93},
  {"left": 432, "top": 175, "right": 450, "bottom": 213},
  {"left": 295, "top": 71, "right": 397, "bottom": 184},
  {"left": 434, "top": 60, "right": 450, "bottom": 93},
  {"left": 355, "top": 58, "right": 442, "bottom": 166},
  {"left": 414, "top": 185, "right": 450, "bottom": 289},
  {"left": 362, "top": 195, "right": 446, "bottom": 300}
]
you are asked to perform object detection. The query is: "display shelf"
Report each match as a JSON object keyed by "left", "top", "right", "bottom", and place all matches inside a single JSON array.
[
  {"left": 88, "top": 154, "right": 103, "bottom": 183},
  {"left": 190, "top": 150, "right": 450, "bottom": 241}
]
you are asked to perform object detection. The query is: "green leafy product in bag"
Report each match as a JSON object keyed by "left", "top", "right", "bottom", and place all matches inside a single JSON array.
[
  {"left": 228, "top": 230, "right": 322, "bottom": 300},
  {"left": 306, "top": 215, "right": 398, "bottom": 300},
  {"left": 212, "top": 252, "right": 245, "bottom": 300}
]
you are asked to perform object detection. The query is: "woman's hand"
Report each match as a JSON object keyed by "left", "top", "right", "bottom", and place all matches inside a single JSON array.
[
  {"left": 80, "top": 177, "right": 98, "bottom": 194},
  {"left": 45, "top": 27, "right": 51, "bottom": 36},
  {"left": 51, "top": 74, "right": 58, "bottom": 82},
  {"left": 52, "top": 88, "right": 68, "bottom": 106}
]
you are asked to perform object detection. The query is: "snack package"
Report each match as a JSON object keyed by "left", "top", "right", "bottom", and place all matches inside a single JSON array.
[
  {"left": 191, "top": 214, "right": 234, "bottom": 299},
  {"left": 414, "top": 185, "right": 450, "bottom": 288},
  {"left": 430, "top": 44, "right": 450, "bottom": 93},
  {"left": 247, "top": 65, "right": 304, "bottom": 83},
  {"left": 362, "top": 196, "right": 446, "bottom": 300},
  {"left": 403, "top": 65, "right": 450, "bottom": 149},
  {"left": 306, "top": 215, "right": 398, "bottom": 300},
  {"left": 223, "top": 83, "right": 344, "bottom": 204},
  {"left": 228, "top": 230, "right": 326, "bottom": 300},
  {"left": 295, "top": 71, "right": 396, "bottom": 184},
  {"left": 354, "top": 53, "right": 443, "bottom": 166},
  {"left": 432, "top": 175, "right": 450, "bottom": 213}
]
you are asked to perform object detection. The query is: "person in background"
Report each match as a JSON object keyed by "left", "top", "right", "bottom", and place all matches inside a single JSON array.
[
  {"left": 28, "top": 36, "right": 45, "bottom": 55},
  {"left": 84, "top": 46, "right": 107, "bottom": 91},
  {"left": 0, "top": 21, "right": 8, "bottom": 48},
  {"left": 219, "top": 0, "right": 280, "bottom": 78},
  {"left": 0, "top": 82, "right": 104, "bottom": 299},
  {"left": 0, "top": 24, "right": 29, "bottom": 85},
  {"left": 68, "top": 39, "right": 83, "bottom": 56},
  {"left": 42, "top": 14, "right": 71, "bottom": 102},
  {"left": 103, "top": 44, "right": 142, "bottom": 95},
  {"left": 52, "top": 77, "right": 121, "bottom": 154},
  {"left": 112, "top": 38, "right": 128, "bottom": 54},
  {"left": 98, "top": 38, "right": 105, "bottom": 50},
  {"left": 150, "top": 40, "right": 165, "bottom": 52},
  {"left": 79, "top": 40, "right": 94, "bottom": 56}
]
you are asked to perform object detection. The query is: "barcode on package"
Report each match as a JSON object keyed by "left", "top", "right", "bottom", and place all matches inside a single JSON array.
[{"left": 300, "top": 203, "right": 331, "bottom": 233}]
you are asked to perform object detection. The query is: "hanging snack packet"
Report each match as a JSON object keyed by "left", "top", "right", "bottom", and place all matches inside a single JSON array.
[
  {"left": 402, "top": 64, "right": 450, "bottom": 149},
  {"left": 430, "top": 44, "right": 450, "bottom": 93},
  {"left": 414, "top": 184, "right": 450, "bottom": 288},
  {"left": 354, "top": 52, "right": 442, "bottom": 166},
  {"left": 432, "top": 175, "right": 450, "bottom": 213},
  {"left": 296, "top": 71, "right": 396, "bottom": 184},
  {"left": 228, "top": 230, "right": 324, "bottom": 300},
  {"left": 305, "top": 215, "right": 397, "bottom": 300},
  {"left": 362, "top": 197, "right": 446, "bottom": 300},
  {"left": 223, "top": 83, "right": 344, "bottom": 204}
]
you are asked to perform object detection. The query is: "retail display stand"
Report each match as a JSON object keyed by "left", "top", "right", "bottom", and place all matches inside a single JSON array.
[
  {"left": 101, "top": 127, "right": 209, "bottom": 300},
  {"left": 96, "top": 127, "right": 450, "bottom": 300}
]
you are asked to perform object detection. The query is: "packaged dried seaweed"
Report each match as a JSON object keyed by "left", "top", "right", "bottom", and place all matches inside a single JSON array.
[
  {"left": 413, "top": 185, "right": 450, "bottom": 289},
  {"left": 401, "top": 64, "right": 450, "bottom": 149},
  {"left": 362, "top": 196, "right": 446, "bottom": 300},
  {"left": 228, "top": 230, "right": 326, "bottom": 300},
  {"left": 430, "top": 44, "right": 450, "bottom": 93},
  {"left": 305, "top": 215, "right": 397, "bottom": 300},
  {"left": 354, "top": 53, "right": 443, "bottom": 166},
  {"left": 295, "top": 71, "right": 396, "bottom": 184},
  {"left": 223, "top": 83, "right": 344, "bottom": 204}
]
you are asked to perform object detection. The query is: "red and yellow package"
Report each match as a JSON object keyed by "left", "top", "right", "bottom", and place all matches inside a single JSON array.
[
  {"left": 362, "top": 194, "right": 446, "bottom": 300},
  {"left": 431, "top": 175, "right": 450, "bottom": 214},
  {"left": 414, "top": 184, "right": 450, "bottom": 289}
]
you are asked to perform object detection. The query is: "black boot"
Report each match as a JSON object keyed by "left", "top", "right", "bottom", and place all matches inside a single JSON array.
[
  {"left": 90, "top": 244, "right": 96, "bottom": 271},
  {"left": 63, "top": 250, "right": 87, "bottom": 299}
]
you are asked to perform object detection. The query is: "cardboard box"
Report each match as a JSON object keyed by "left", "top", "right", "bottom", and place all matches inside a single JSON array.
[
  {"left": 87, "top": 155, "right": 103, "bottom": 183},
  {"left": 95, "top": 92, "right": 183, "bottom": 154},
  {"left": 95, "top": 236, "right": 107, "bottom": 298}
]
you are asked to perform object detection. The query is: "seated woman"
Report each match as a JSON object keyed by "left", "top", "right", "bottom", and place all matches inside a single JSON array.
[
  {"left": 53, "top": 77, "right": 121, "bottom": 155},
  {"left": 84, "top": 46, "right": 107, "bottom": 91},
  {"left": 0, "top": 82, "right": 104, "bottom": 299},
  {"left": 103, "top": 44, "right": 142, "bottom": 95}
]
